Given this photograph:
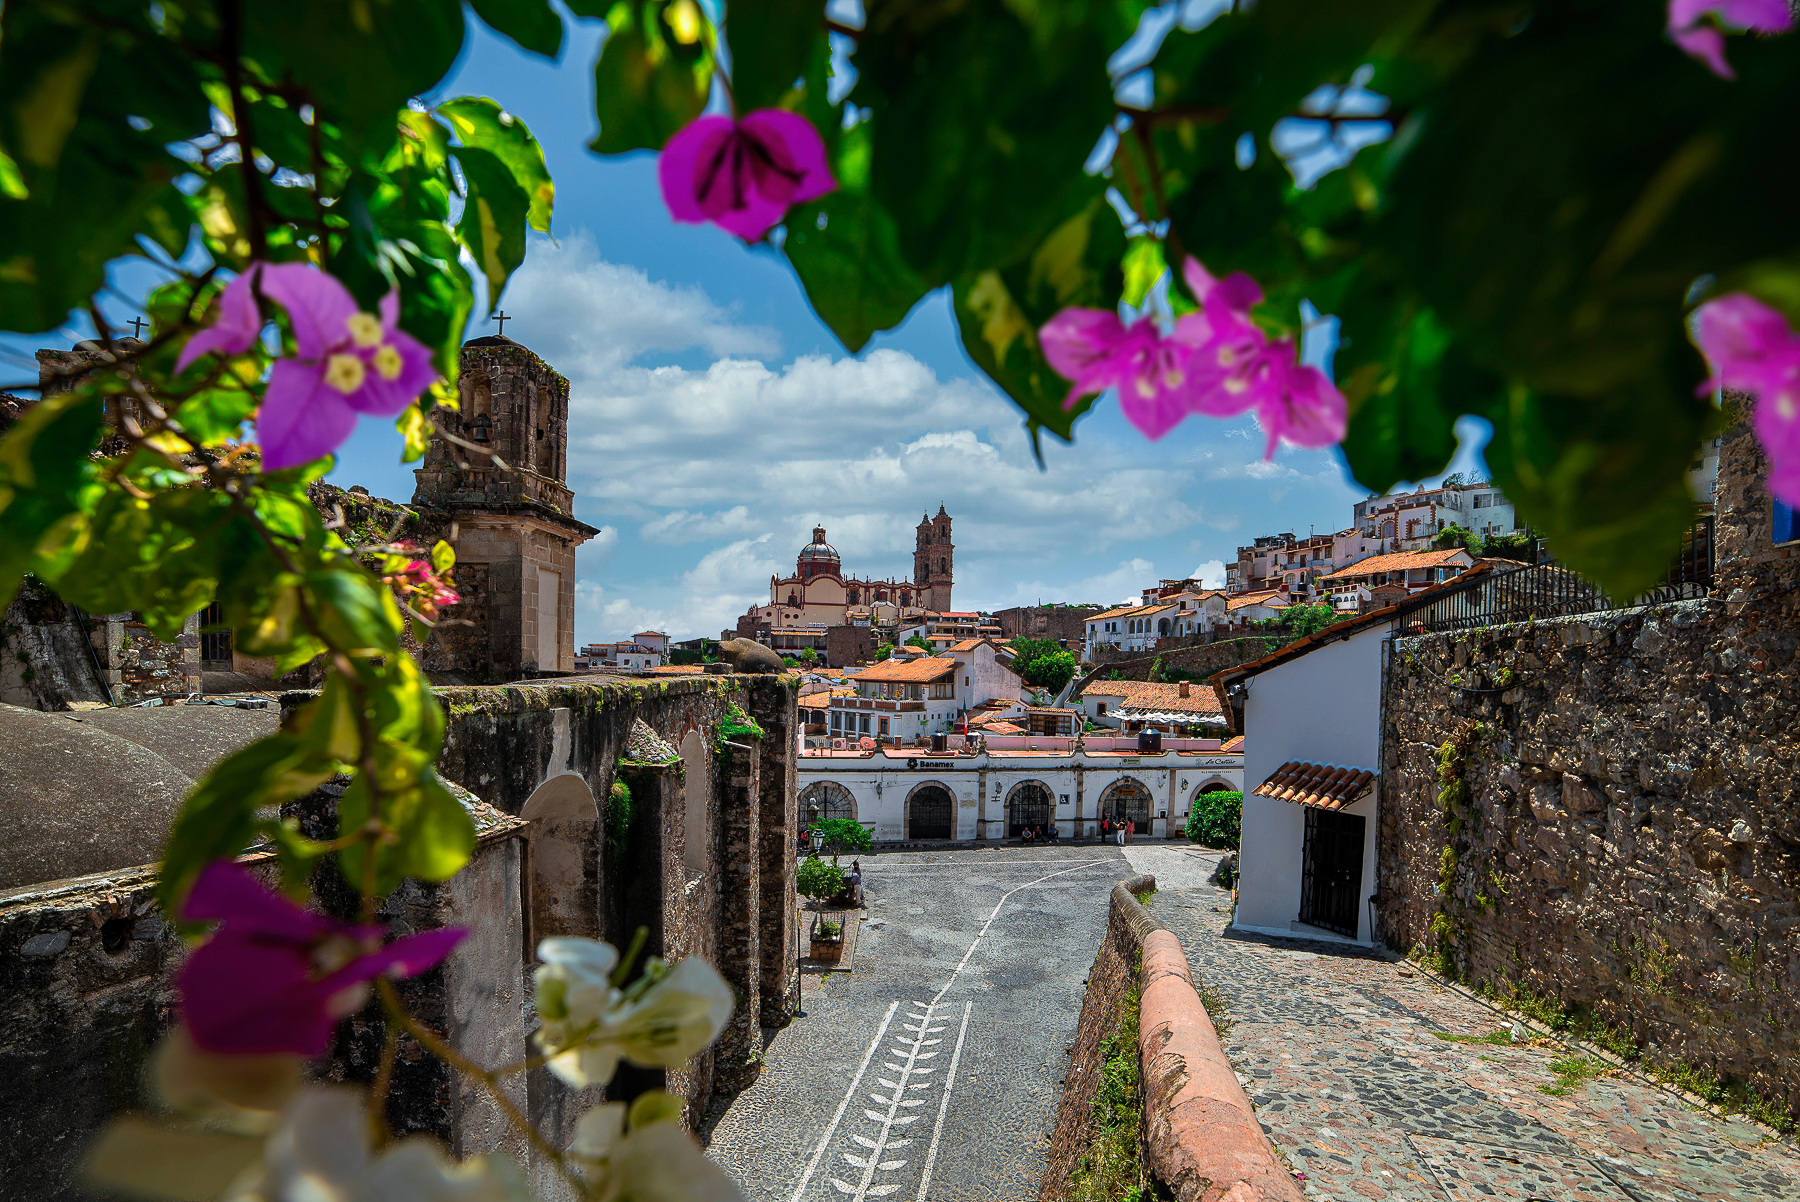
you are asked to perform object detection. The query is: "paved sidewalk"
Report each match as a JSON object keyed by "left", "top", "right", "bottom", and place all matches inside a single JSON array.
[{"left": 1122, "top": 846, "right": 1800, "bottom": 1202}]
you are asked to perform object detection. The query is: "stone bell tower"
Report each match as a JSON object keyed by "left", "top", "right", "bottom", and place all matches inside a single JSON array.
[
  {"left": 412, "top": 335, "right": 597, "bottom": 681},
  {"left": 912, "top": 506, "right": 954, "bottom": 612}
]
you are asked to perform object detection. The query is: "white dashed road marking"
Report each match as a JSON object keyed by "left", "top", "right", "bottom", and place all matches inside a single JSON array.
[{"left": 789, "top": 859, "right": 1112, "bottom": 1202}]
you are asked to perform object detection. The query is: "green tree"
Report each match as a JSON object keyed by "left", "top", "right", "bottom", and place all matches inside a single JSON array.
[
  {"left": 1280, "top": 603, "right": 1343, "bottom": 639},
  {"left": 1433, "top": 525, "right": 1481, "bottom": 554},
  {"left": 798, "top": 646, "right": 819, "bottom": 666},
  {"left": 905, "top": 634, "right": 931, "bottom": 651},
  {"left": 813, "top": 818, "right": 872, "bottom": 863},
  {"left": 797, "top": 854, "right": 847, "bottom": 906},
  {"left": 1010, "top": 637, "right": 1079, "bottom": 693},
  {"left": 1483, "top": 532, "right": 1540, "bottom": 563}
]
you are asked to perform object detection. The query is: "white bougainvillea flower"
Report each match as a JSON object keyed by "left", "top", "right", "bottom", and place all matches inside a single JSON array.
[
  {"left": 569, "top": 1094, "right": 743, "bottom": 1202},
  {"left": 532, "top": 937, "right": 733, "bottom": 1088},
  {"left": 225, "top": 1088, "right": 526, "bottom": 1202}
]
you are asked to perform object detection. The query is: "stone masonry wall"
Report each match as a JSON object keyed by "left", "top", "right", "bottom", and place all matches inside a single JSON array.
[{"left": 1377, "top": 417, "right": 1800, "bottom": 1116}]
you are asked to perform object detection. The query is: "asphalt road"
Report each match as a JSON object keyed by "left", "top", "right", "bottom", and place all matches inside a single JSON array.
[{"left": 703, "top": 843, "right": 1134, "bottom": 1202}]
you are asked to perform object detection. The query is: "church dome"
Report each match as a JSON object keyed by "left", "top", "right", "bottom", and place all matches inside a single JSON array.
[{"left": 797, "top": 526, "right": 840, "bottom": 579}]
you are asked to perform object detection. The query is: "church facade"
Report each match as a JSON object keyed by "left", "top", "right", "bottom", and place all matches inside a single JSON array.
[{"left": 737, "top": 508, "right": 954, "bottom": 634}]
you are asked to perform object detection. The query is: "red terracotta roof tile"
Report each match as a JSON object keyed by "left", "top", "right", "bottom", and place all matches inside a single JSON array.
[
  {"left": 854, "top": 656, "right": 958, "bottom": 683},
  {"left": 1252, "top": 761, "right": 1375, "bottom": 811},
  {"left": 1219, "top": 735, "right": 1245, "bottom": 754}
]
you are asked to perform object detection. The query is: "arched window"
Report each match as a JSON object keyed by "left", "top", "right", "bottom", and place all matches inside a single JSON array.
[
  {"left": 848, "top": 589, "right": 859, "bottom": 604},
  {"left": 1157, "top": 618, "right": 1170, "bottom": 636},
  {"left": 938, "top": 557, "right": 947, "bottom": 574},
  {"left": 800, "top": 781, "right": 857, "bottom": 826},
  {"left": 1005, "top": 781, "right": 1053, "bottom": 836},
  {"left": 788, "top": 592, "right": 799, "bottom": 605},
  {"left": 901, "top": 592, "right": 911, "bottom": 606},
  {"left": 1098, "top": 777, "right": 1153, "bottom": 826},
  {"left": 520, "top": 774, "right": 600, "bottom": 946}
]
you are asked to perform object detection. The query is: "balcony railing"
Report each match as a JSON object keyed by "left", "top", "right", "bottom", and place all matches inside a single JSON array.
[{"left": 1401, "top": 518, "right": 1714, "bottom": 635}]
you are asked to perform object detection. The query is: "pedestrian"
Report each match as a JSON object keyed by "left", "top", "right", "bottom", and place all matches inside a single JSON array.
[
  {"left": 1126, "top": 818, "right": 1135, "bottom": 845},
  {"left": 849, "top": 860, "right": 863, "bottom": 907},
  {"left": 1100, "top": 817, "right": 1111, "bottom": 845},
  {"left": 1115, "top": 819, "right": 1125, "bottom": 847}
]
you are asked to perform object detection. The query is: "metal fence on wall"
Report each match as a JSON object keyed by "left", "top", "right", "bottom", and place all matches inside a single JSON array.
[{"left": 1400, "top": 518, "right": 1714, "bottom": 635}]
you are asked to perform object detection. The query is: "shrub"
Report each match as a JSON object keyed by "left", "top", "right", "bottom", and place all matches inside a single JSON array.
[
  {"left": 813, "top": 818, "right": 872, "bottom": 859},
  {"left": 1185, "top": 791, "right": 1242, "bottom": 848},
  {"left": 797, "top": 854, "right": 846, "bottom": 903}
]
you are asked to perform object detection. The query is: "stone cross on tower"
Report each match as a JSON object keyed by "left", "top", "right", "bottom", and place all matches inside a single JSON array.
[{"left": 492, "top": 311, "right": 510, "bottom": 337}]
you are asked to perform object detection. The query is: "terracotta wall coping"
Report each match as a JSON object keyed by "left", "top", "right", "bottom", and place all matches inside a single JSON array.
[{"left": 1134, "top": 908, "right": 1302, "bottom": 1202}]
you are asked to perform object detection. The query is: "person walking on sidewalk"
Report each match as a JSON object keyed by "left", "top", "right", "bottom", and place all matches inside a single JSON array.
[
  {"left": 1115, "top": 819, "right": 1126, "bottom": 847},
  {"left": 849, "top": 861, "right": 863, "bottom": 907}
]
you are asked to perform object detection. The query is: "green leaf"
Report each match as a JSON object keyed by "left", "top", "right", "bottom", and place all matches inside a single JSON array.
[
  {"left": 724, "top": 0, "right": 825, "bottom": 113},
  {"left": 1480, "top": 379, "right": 1713, "bottom": 598},
  {"left": 337, "top": 768, "right": 475, "bottom": 896},
  {"left": 0, "top": 388, "right": 104, "bottom": 604},
  {"left": 1337, "top": 305, "right": 1467, "bottom": 492},
  {"left": 430, "top": 539, "right": 456, "bottom": 572},
  {"left": 306, "top": 567, "right": 404, "bottom": 656},
  {"left": 158, "top": 733, "right": 337, "bottom": 920},
  {"left": 437, "top": 96, "right": 555, "bottom": 232},
  {"left": 853, "top": 0, "right": 1117, "bottom": 286},
  {"left": 241, "top": 0, "right": 467, "bottom": 157},
  {"left": 589, "top": 0, "right": 716, "bottom": 155},
  {"left": 467, "top": 0, "right": 565, "bottom": 57},
  {"left": 784, "top": 191, "right": 930, "bottom": 352},
  {"left": 950, "top": 197, "right": 1124, "bottom": 447},
  {"left": 0, "top": 4, "right": 208, "bottom": 330},
  {"left": 1120, "top": 237, "right": 1168, "bottom": 309},
  {"left": 452, "top": 145, "right": 532, "bottom": 309}
]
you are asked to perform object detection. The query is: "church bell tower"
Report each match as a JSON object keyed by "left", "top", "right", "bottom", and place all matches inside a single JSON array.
[
  {"left": 412, "top": 334, "right": 598, "bottom": 680},
  {"left": 912, "top": 506, "right": 953, "bottom": 612}
]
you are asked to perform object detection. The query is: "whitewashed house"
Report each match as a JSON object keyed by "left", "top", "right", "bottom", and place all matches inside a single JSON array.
[{"left": 1214, "top": 565, "right": 1495, "bottom": 945}]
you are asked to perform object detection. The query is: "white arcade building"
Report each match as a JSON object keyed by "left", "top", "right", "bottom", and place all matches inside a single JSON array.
[{"left": 796, "top": 733, "right": 1244, "bottom": 842}]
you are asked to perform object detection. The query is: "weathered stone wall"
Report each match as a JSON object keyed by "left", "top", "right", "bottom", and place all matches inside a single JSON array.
[
  {"left": 1377, "top": 417, "right": 1800, "bottom": 1116},
  {"left": 0, "top": 579, "right": 109, "bottom": 709},
  {"left": 1042, "top": 876, "right": 1154, "bottom": 1202},
  {"left": 423, "top": 674, "right": 800, "bottom": 1122},
  {"left": 0, "top": 863, "right": 180, "bottom": 1202},
  {"left": 1077, "top": 636, "right": 1294, "bottom": 688}
]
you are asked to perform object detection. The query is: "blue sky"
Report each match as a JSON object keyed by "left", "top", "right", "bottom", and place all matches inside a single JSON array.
[{"left": 0, "top": 4, "right": 1485, "bottom": 649}]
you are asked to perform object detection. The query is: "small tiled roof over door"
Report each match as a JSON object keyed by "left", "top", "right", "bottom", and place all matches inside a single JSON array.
[{"left": 1252, "top": 762, "right": 1375, "bottom": 811}]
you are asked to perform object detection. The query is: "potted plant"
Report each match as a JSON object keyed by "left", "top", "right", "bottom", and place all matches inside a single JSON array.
[
  {"left": 798, "top": 854, "right": 848, "bottom": 961},
  {"left": 809, "top": 917, "right": 844, "bottom": 963}
]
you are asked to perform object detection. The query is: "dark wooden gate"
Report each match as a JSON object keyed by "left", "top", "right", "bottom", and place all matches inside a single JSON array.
[
  {"left": 908, "top": 785, "right": 954, "bottom": 839},
  {"left": 1299, "top": 807, "right": 1365, "bottom": 937},
  {"left": 1007, "top": 782, "right": 1052, "bottom": 836}
]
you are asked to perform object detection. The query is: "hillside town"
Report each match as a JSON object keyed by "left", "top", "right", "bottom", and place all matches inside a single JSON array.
[{"left": 6, "top": 7, "right": 1799, "bottom": 1201}]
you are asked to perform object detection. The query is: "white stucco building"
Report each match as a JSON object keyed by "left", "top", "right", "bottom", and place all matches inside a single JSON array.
[
  {"left": 796, "top": 736, "right": 1244, "bottom": 841},
  {"left": 825, "top": 637, "right": 1021, "bottom": 742},
  {"left": 1214, "top": 566, "right": 1495, "bottom": 945}
]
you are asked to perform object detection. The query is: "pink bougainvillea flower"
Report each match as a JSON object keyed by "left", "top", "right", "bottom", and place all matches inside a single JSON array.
[
  {"left": 1039, "top": 306, "right": 1208, "bottom": 440},
  {"left": 179, "top": 861, "right": 466, "bottom": 1056},
  {"left": 175, "top": 266, "right": 266, "bottom": 374},
  {"left": 252, "top": 263, "right": 439, "bottom": 471},
  {"left": 659, "top": 110, "right": 836, "bottom": 242},
  {"left": 1692, "top": 292, "right": 1800, "bottom": 503},
  {"left": 1181, "top": 257, "right": 1346, "bottom": 457},
  {"left": 1667, "top": 0, "right": 1794, "bottom": 79}
]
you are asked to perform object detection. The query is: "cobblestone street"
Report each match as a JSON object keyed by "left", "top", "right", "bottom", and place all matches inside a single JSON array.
[
  {"left": 704, "top": 845, "right": 1127, "bottom": 1202},
  {"left": 1124, "top": 845, "right": 1800, "bottom": 1202}
]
